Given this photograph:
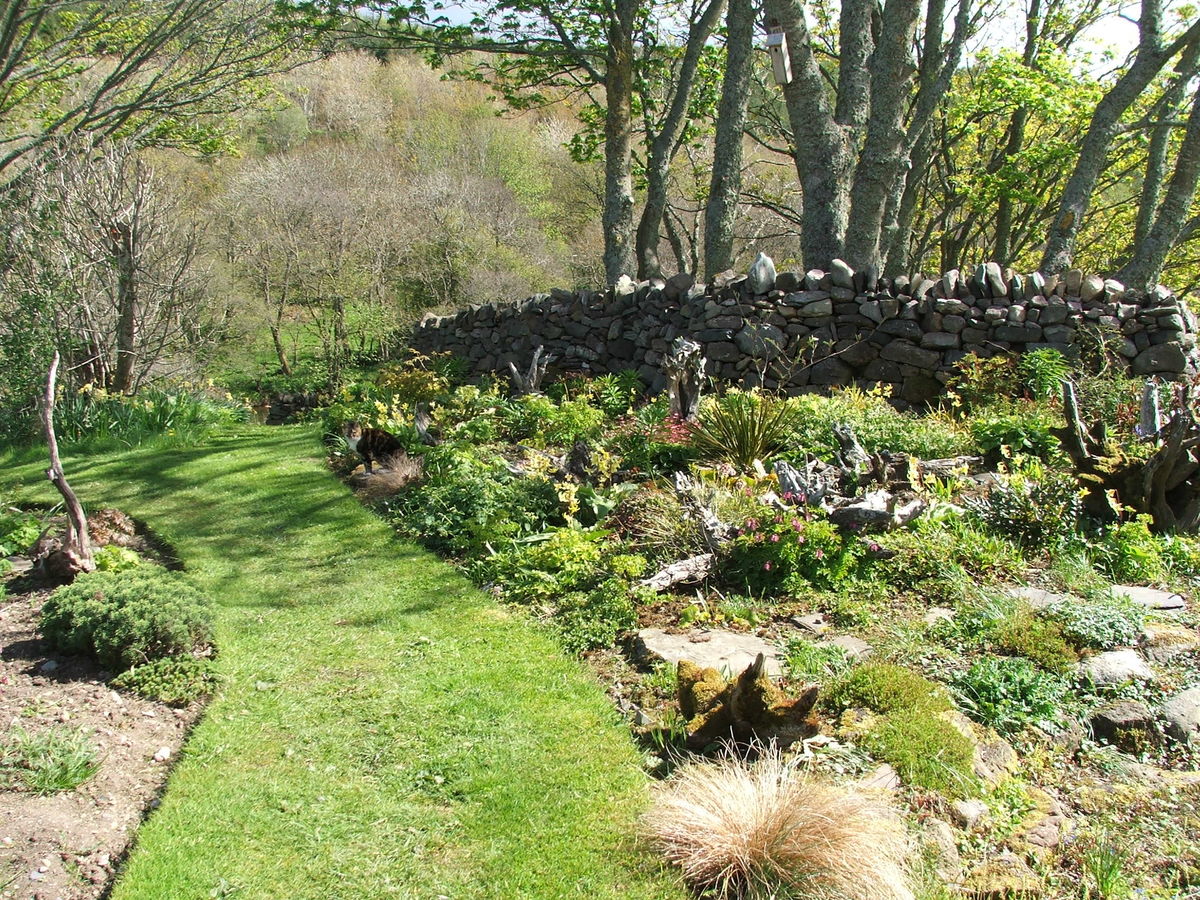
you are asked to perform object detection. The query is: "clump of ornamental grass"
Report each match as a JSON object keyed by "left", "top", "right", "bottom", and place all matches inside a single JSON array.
[{"left": 643, "top": 747, "right": 913, "bottom": 900}]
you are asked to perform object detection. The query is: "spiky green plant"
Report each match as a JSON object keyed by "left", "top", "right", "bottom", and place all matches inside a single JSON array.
[{"left": 690, "top": 391, "right": 801, "bottom": 470}]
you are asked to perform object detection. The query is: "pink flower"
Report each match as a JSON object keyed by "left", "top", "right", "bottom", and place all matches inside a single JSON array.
[
  {"left": 797, "top": 535, "right": 806, "bottom": 544},
  {"left": 770, "top": 534, "right": 780, "bottom": 543},
  {"left": 815, "top": 549, "right": 825, "bottom": 559},
  {"left": 791, "top": 519, "right": 803, "bottom": 530},
  {"left": 763, "top": 562, "right": 772, "bottom": 571}
]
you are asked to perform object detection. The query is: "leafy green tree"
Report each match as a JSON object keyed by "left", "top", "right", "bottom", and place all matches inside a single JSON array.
[{"left": 0, "top": 0, "right": 310, "bottom": 181}]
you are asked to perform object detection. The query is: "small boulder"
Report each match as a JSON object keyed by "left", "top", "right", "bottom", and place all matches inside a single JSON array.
[
  {"left": 1079, "top": 650, "right": 1154, "bottom": 687},
  {"left": 1141, "top": 622, "right": 1199, "bottom": 662},
  {"left": 1162, "top": 687, "right": 1200, "bottom": 743},
  {"left": 950, "top": 798, "right": 990, "bottom": 830},
  {"left": 1089, "top": 700, "right": 1157, "bottom": 751}
]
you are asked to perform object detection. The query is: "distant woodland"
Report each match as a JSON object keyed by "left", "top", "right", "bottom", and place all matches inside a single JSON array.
[{"left": 1, "top": 0, "right": 1198, "bottom": 417}]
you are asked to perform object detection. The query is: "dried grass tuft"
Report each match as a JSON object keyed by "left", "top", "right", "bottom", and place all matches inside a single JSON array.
[
  {"left": 643, "top": 747, "right": 913, "bottom": 900},
  {"left": 355, "top": 453, "right": 423, "bottom": 502}
]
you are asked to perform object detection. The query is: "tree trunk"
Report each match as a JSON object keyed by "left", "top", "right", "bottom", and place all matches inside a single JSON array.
[
  {"left": 602, "top": 0, "right": 638, "bottom": 284},
  {"left": 1117, "top": 82, "right": 1200, "bottom": 293},
  {"left": 41, "top": 351, "right": 94, "bottom": 578},
  {"left": 766, "top": 0, "right": 853, "bottom": 268},
  {"left": 109, "top": 220, "right": 138, "bottom": 393},
  {"left": 704, "top": 0, "right": 754, "bottom": 279},
  {"left": 844, "top": 0, "right": 922, "bottom": 272},
  {"left": 636, "top": 0, "right": 725, "bottom": 280},
  {"left": 1040, "top": 6, "right": 1199, "bottom": 274}
]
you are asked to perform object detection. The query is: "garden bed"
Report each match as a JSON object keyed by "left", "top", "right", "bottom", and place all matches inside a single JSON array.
[{"left": 328, "top": 351, "right": 1200, "bottom": 897}]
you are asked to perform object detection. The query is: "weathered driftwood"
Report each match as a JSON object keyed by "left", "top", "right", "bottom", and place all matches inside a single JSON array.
[
  {"left": 40, "top": 352, "right": 94, "bottom": 581},
  {"left": 671, "top": 471, "right": 733, "bottom": 550},
  {"left": 678, "top": 653, "right": 818, "bottom": 749},
  {"left": 508, "top": 346, "right": 553, "bottom": 395},
  {"left": 1056, "top": 380, "right": 1200, "bottom": 532},
  {"left": 413, "top": 402, "right": 437, "bottom": 446},
  {"left": 774, "top": 458, "right": 837, "bottom": 505},
  {"left": 664, "top": 337, "right": 706, "bottom": 422},
  {"left": 832, "top": 423, "right": 871, "bottom": 472},
  {"left": 828, "top": 489, "right": 926, "bottom": 532},
  {"left": 639, "top": 554, "right": 715, "bottom": 592}
]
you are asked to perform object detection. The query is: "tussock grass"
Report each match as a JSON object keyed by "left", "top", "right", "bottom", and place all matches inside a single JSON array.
[
  {"left": 353, "top": 451, "right": 423, "bottom": 501},
  {"left": 644, "top": 747, "right": 913, "bottom": 900}
]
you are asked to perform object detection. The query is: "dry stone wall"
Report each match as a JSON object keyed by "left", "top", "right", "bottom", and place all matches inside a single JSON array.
[{"left": 411, "top": 260, "right": 1199, "bottom": 404}]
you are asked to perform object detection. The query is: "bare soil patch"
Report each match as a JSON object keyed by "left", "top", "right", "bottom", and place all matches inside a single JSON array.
[{"left": 2, "top": 541, "right": 203, "bottom": 900}]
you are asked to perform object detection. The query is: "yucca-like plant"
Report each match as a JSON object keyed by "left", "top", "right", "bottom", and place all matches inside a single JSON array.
[
  {"left": 644, "top": 748, "right": 913, "bottom": 900},
  {"left": 689, "top": 391, "right": 802, "bottom": 470}
]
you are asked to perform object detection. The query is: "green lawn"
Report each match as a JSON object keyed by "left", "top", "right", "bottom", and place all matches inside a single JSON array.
[{"left": 2, "top": 426, "right": 683, "bottom": 899}]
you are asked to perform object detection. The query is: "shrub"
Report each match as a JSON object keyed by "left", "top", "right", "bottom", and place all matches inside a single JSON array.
[
  {"left": 969, "top": 406, "right": 1061, "bottom": 461},
  {"left": 554, "top": 579, "right": 642, "bottom": 654},
  {"left": 473, "top": 529, "right": 648, "bottom": 653},
  {"left": 725, "top": 509, "right": 864, "bottom": 595},
  {"left": 605, "top": 395, "right": 697, "bottom": 476},
  {"left": 500, "top": 394, "right": 607, "bottom": 446},
  {"left": 53, "top": 384, "right": 248, "bottom": 448},
  {"left": 947, "top": 354, "right": 1021, "bottom": 412},
  {"left": 609, "top": 485, "right": 707, "bottom": 565},
  {"left": 785, "top": 386, "right": 971, "bottom": 460},
  {"left": 0, "top": 726, "right": 100, "bottom": 795},
  {"left": 952, "top": 656, "right": 1068, "bottom": 735},
  {"left": 40, "top": 568, "right": 214, "bottom": 672},
  {"left": 375, "top": 354, "right": 451, "bottom": 406},
  {"left": 643, "top": 748, "right": 913, "bottom": 900},
  {"left": 1043, "top": 594, "right": 1145, "bottom": 651},
  {"left": 969, "top": 467, "right": 1082, "bottom": 549},
  {"left": 689, "top": 390, "right": 805, "bottom": 471},
  {"left": 111, "top": 656, "right": 217, "bottom": 706},
  {"left": 1089, "top": 516, "right": 1167, "bottom": 584},
  {"left": 383, "top": 445, "right": 561, "bottom": 555},
  {"left": 946, "top": 596, "right": 1078, "bottom": 674}
]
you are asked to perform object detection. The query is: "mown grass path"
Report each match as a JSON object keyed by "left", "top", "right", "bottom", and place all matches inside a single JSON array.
[{"left": 3, "top": 426, "right": 683, "bottom": 899}]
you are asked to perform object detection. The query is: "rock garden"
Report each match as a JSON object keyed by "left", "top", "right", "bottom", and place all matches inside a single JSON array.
[{"left": 326, "top": 340, "right": 1200, "bottom": 899}]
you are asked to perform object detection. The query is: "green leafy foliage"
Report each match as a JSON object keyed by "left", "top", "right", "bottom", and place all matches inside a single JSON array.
[
  {"left": 786, "top": 386, "right": 971, "bottom": 460},
  {"left": 952, "top": 656, "right": 1069, "bottom": 735},
  {"left": 0, "top": 505, "right": 40, "bottom": 556},
  {"left": 970, "top": 468, "right": 1082, "bottom": 549},
  {"left": 724, "top": 507, "right": 864, "bottom": 595},
  {"left": 1043, "top": 594, "right": 1145, "bottom": 651},
  {"left": 111, "top": 656, "right": 217, "bottom": 706},
  {"left": 1018, "top": 349, "right": 1071, "bottom": 400},
  {"left": 501, "top": 394, "right": 607, "bottom": 446},
  {"left": 383, "top": 444, "right": 561, "bottom": 556},
  {"left": 1, "top": 726, "right": 100, "bottom": 795},
  {"left": 968, "top": 407, "right": 1061, "bottom": 461},
  {"left": 50, "top": 385, "right": 249, "bottom": 449},
  {"left": 605, "top": 396, "right": 696, "bottom": 475},
  {"left": 40, "top": 568, "right": 214, "bottom": 672},
  {"left": 93, "top": 545, "right": 143, "bottom": 572},
  {"left": 1088, "top": 516, "right": 1167, "bottom": 584},
  {"left": 472, "top": 528, "right": 648, "bottom": 653},
  {"left": 946, "top": 596, "right": 1078, "bottom": 673}
]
